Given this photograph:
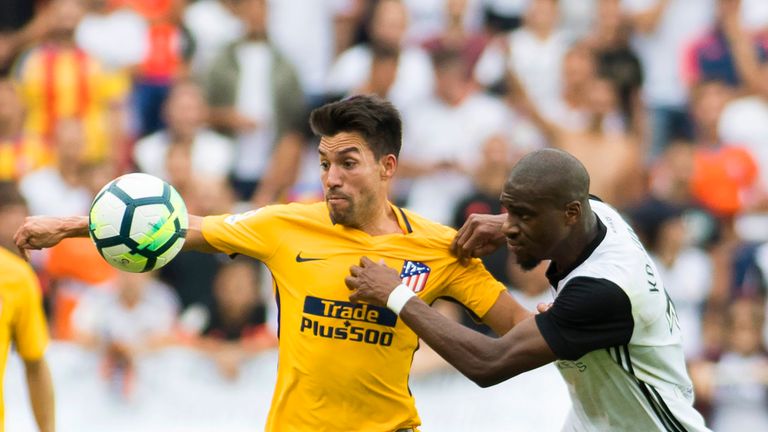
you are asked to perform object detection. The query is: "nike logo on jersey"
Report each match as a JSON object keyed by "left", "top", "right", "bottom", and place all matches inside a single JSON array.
[{"left": 296, "top": 252, "right": 325, "bottom": 262}]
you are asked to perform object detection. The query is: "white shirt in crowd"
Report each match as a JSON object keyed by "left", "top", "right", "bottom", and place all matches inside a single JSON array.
[
  {"left": 184, "top": 0, "right": 245, "bottom": 77},
  {"left": 20, "top": 168, "right": 92, "bottom": 217},
  {"left": 326, "top": 44, "right": 435, "bottom": 110},
  {"left": 76, "top": 8, "right": 149, "bottom": 69},
  {"left": 401, "top": 92, "right": 507, "bottom": 225},
  {"left": 622, "top": 0, "right": 715, "bottom": 107},
  {"left": 474, "top": 27, "right": 569, "bottom": 121},
  {"left": 133, "top": 129, "right": 235, "bottom": 182}
]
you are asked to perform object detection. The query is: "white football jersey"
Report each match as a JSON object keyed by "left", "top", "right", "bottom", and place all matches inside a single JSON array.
[{"left": 535, "top": 199, "right": 711, "bottom": 432}]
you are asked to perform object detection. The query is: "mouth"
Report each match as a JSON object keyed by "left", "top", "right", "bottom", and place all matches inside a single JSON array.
[{"left": 506, "top": 240, "right": 524, "bottom": 253}]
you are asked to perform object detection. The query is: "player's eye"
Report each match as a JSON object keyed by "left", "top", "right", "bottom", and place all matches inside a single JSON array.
[
  {"left": 343, "top": 160, "right": 357, "bottom": 169},
  {"left": 320, "top": 161, "right": 330, "bottom": 170}
]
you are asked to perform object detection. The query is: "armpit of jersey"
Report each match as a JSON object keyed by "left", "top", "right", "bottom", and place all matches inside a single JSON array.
[{"left": 534, "top": 277, "right": 634, "bottom": 361}]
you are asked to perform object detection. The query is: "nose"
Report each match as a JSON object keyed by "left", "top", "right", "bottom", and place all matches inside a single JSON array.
[
  {"left": 502, "top": 215, "right": 520, "bottom": 239},
  {"left": 324, "top": 163, "right": 343, "bottom": 189}
]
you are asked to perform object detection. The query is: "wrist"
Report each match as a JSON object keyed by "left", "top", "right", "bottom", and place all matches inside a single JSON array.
[
  {"left": 63, "top": 216, "right": 90, "bottom": 238},
  {"left": 386, "top": 284, "right": 416, "bottom": 315}
]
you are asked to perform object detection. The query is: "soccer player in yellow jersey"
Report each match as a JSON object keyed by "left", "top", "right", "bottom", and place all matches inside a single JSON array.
[
  {"left": 14, "top": 95, "right": 531, "bottom": 431},
  {"left": 0, "top": 182, "right": 55, "bottom": 432}
]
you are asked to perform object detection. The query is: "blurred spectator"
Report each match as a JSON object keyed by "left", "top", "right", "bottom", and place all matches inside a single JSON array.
[
  {"left": 623, "top": 0, "right": 715, "bottom": 158},
  {"left": 133, "top": 79, "right": 234, "bottom": 182},
  {"left": 353, "top": 43, "right": 400, "bottom": 98},
  {"left": 474, "top": 0, "right": 568, "bottom": 115},
  {"left": 690, "top": 297, "right": 768, "bottom": 431},
  {"left": 72, "top": 271, "right": 178, "bottom": 397},
  {"left": 583, "top": 0, "right": 644, "bottom": 132},
  {"left": 160, "top": 175, "right": 235, "bottom": 312},
  {"left": 12, "top": 0, "right": 131, "bottom": 164},
  {"left": 682, "top": 0, "right": 768, "bottom": 91},
  {"left": 76, "top": 0, "right": 149, "bottom": 70},
  {"left": 127, "top": 0, "right": 195, "bottom": 137},
  {"left": 183, "top": 0, "right": 243, "bottom": 77},
  {"left": 268, "top": 0, "right": 342, "bottom": 107},
  {"left": 404, "top": 0, "right": 485, "bottom": 45},
  {"left": 192, "top": 258, "right": 276, "bottom": 380},
  {"left": 482, "top": 0, "right": 528, "bottom": 35},
  {"left": 19, "top": 118, "right": 91, "bottom": 216},
  {"left": 0, "top": 77, "right": 50, "bottom": 181},
  {"left": 206, "top": 0, "right": 306, "bottom": 206},
  {"left": 326, "top": 0, "right": 435, "bottom": 109},
  {"left": 628, "top": 196, "right": 713, "bottom": 358},
  {"left": 399, "top": 48, "right": 507, "bottom": 225},
  {"left": 688, "top": 81, "right": 759, "bottom": 219},
  {"left": 508, "top": 67, "right": 645, "bottom": 209},
  {"left": 452, "top": 135, "right": 514, "bottom": 285},
  {"left": 421, "top": 0, "right": 489, "bottom": 76},
  {"left": 0, "top": 0, "right": 51, "bottom": 73}
]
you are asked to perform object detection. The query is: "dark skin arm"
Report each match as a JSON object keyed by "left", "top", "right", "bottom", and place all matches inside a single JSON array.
[
  {"left": 346, "top": 257, "right": 557, "bottom": 387},
  {"left": 450, "top": 213, "right": 507, "bottom": 262}
]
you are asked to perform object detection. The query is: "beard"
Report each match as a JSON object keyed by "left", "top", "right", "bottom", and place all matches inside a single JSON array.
[{"left": 515, "top": 251, "right": 542, "bottom": 271}]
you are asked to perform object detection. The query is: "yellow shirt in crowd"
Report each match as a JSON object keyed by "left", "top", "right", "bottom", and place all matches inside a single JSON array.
[{"left": 13, "top": 45, "right": 129, "bottom": 162}]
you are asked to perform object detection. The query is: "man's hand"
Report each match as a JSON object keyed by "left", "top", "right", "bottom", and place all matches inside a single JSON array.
[
  {"left": 14, "top": 216, "right": 88, "bottom": 259},
  {"left": 346, "top": 257, "right": 403, "bottom": 306},
  {"left": 451, "top": 213, "right": 507, "bottom": 262}
]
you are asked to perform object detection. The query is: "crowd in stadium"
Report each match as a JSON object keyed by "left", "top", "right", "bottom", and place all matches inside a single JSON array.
[{"left": 3, "top": 0, "right": 768, "bottom": 430}]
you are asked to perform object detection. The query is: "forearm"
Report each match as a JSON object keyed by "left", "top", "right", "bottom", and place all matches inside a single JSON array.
[
  {"left": 252, "top": 132, "right": 304, "bottom": 206},
  {"left": 399, "top": 297, "right": 508, "bottom": 386},
  {"left": 24, "top": 359, "right": 55, "bottom": 432}
]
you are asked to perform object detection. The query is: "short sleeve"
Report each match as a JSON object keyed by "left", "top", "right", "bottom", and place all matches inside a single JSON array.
[
  {"left": 12, "top": 266, "right": 49, "bottom": 361},
  {"left": 535, "top": 277, "right": 634, "bottom": 361},
  {"left": 202, "top": 206, "right": 281, "bottom": 262},
  {"left": 439, "top": 258, "right": 507, "bottom": 320}
]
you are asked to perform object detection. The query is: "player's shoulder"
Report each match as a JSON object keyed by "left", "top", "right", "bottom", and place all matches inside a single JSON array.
[
  {"left": 398, "top": 207, "right": 456, "bottom": 246},
  {"left": 0, "top": 247, "right": 38, "bottom": 289}
]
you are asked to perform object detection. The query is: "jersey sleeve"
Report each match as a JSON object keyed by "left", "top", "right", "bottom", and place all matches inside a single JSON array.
[
  {"left": 12, "top": 266, "right": 49, "bottom": 361},
  {"left": 535, "top": 277, "right": 634, "bottom": 361},
  {"left": 439, "top": 258, "right": 507, "bottom": 320},
  {"left": 201, "top": 207, "right": 281, "bottom": 262}
]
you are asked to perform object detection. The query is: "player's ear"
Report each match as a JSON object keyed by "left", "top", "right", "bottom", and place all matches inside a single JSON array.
[
  {"left": 380, "top": 154, "right": 397, "bottom": 179},
  {"left": 564, "top": 200, "right": 581, "bottom": 225}
]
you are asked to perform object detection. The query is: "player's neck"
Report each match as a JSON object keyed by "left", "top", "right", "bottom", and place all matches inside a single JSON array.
[
  {"left": 551, "top": 211, "right": 599, "bottom": 272},
  {"left": 356, "top": 200, "right": 401, "bottom": 236}
]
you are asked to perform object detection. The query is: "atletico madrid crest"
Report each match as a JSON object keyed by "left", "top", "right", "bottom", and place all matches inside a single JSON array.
[{"left": 399, "top": 260, "right": 431, "bottom": 293}]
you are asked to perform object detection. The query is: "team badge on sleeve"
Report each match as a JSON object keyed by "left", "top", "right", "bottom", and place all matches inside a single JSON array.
[{"left": 400, "top": 261, "right": 431, "bottom": 293}]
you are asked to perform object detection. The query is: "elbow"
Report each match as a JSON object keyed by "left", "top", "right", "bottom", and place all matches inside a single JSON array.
[{"left": 464, "top": 357, "right": 517, "bottom": 388}]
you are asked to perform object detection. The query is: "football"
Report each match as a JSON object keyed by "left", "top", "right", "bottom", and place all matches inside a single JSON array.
[{"left": 88, "top": 173, "right": 188, "bottom": 272}]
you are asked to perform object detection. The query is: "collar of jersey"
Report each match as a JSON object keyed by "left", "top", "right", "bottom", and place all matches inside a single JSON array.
[
  {"left": 545, "top": 216, "right": 608, "bottom": 288},
  {"left": 328, "top": 202, "right": 413, "bottom": 235}
]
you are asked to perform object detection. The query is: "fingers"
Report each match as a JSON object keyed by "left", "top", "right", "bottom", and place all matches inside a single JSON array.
[
  {"left": 344, "top": 275, "right": 359, "bottom": 290},
  {"left": 349, "top": 265, "right": 362, "bottom": 277},
  {"left": 359, "top": 256, "right": 374, "bottom": 267}
]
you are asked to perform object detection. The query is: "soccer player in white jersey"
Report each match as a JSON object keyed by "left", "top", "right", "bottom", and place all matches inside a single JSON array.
[{"left": 347, "top": 148, "right": 711, "bottom": 431}]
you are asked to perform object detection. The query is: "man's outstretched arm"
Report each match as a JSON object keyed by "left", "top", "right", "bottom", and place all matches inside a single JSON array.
[
  {"left": 347, "top": 257, "right": 557, "bottom": 387},
  {"left": 14, "top": 214, "right": 219, "bottom": 258}
]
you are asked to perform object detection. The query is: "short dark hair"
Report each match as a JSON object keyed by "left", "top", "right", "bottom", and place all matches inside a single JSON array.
[
  {"left": 309, "top": 95, "right": 402, "bottom": 159},
  {"left": 0, "top": 181, "right": 26, "bottom": 210}
]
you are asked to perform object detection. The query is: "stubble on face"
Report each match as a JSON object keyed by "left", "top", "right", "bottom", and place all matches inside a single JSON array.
[{"left": 319, "top": 133, "right": 378, "bottom": 227}]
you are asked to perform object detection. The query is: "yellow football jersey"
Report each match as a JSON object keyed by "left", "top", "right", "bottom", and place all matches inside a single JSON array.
[
  {"left": 0, "top": 247, "right": 49, "bottom": 430},
  {"left": 202, "top": 202, "right": 506, "bottom": 432}
]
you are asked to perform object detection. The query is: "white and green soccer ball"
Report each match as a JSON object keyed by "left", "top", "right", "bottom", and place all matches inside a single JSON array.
[{"left": 88, "top": 173, "right": 188, "bottom": 273}]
